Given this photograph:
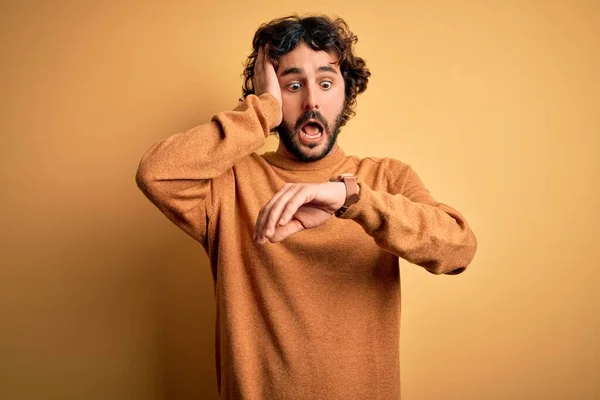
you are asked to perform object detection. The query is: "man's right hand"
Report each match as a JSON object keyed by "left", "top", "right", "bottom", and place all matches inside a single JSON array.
[{"left": 253, "top": 47, "right": 283, "bottom": 126}]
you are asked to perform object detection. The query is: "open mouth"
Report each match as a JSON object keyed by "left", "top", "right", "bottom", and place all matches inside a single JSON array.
[{"left": 299, "top": 120, "right": 325, "bottom": 143}]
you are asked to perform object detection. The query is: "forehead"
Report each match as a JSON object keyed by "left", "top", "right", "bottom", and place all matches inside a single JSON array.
[{"left": 277, "top": 42, "right": 340, "bottom": 74}]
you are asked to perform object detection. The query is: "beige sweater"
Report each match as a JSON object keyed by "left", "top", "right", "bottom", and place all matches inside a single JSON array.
[{"left": 136, "top": 93, "right": 477, "bottom": 399}]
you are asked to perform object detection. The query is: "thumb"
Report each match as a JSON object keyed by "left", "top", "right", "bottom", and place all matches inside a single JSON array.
[{"left": 268, "top": 219, "right": 305, "bottom": 243}]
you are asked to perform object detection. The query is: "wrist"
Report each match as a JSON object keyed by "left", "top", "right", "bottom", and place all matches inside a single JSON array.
[
  {"left": 257, "top": 93, "right": 283, "bottom": 129},
  {"left": 328, "top": 174, "right": 359, "bottom": 217}
]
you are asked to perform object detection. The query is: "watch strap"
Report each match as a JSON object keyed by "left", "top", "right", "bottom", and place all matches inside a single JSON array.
[{"left": 329, "top": 174, "right": 359, "bottom": 217}]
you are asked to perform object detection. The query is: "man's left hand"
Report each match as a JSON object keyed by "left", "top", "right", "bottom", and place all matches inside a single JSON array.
[{"left": 254, "top": 182, "right": 346, "bottom": 244}]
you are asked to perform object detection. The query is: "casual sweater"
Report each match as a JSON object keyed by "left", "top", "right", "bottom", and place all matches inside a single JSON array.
[{"left": 136, "top": 93, "right": 477, "bottom": 400}]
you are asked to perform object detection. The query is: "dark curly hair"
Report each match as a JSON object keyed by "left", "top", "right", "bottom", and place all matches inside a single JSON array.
[{"left": 241, "top": 14, "right": 370, "bottom": 127}]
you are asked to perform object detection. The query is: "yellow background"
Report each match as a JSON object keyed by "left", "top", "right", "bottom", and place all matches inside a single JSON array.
[{"left": 1, "top": 1, "right": 598, "bottom": 399}]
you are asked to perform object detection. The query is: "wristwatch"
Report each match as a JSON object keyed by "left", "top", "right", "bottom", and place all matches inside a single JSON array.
[{"left": 329, "top": 174, "right": 360, "bottom": 217}]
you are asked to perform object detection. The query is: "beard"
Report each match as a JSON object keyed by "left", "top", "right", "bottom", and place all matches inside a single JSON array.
[{"left": 276, "top": 110, "right": 343, "bottom": 162}]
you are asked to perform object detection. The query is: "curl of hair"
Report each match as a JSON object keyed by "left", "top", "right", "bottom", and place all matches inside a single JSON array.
[{"left": 241, "top": 15, "right": 370, "bottom": 127}]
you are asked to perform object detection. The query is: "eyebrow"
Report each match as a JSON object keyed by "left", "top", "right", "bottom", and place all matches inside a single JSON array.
[{"left": 279, "top": 65, "right": 338, "bottom": 77}]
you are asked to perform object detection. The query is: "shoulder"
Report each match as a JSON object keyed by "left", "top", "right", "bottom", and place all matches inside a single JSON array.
[
  {"left": 235, "top": 152, "right": 272, "bottom": 168},
  {"left": 212, "top": 152, "right": 268, "bottom": 189},
  {"left": 348, "top": 154, "right": 412, "bottom": 176},
  {"left": 345, "top": 154, "right": 414, "bottom": 193}
]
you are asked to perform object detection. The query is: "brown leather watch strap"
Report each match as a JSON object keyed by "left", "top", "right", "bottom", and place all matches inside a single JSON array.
[{"left": 329, "top": 174, "right": 360, "bottom": 217}]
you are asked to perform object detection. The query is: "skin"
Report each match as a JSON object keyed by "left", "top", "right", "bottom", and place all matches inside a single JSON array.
[
  {"left": 275, "top": 42, "right": 344, "bottom": 161},
  {"left": 252, "top": 42, "right": 360, "bottom": 244}
]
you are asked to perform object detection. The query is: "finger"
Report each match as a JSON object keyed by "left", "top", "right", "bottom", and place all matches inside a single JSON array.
[
  {"left": 263, "top": 48, "right": 275, "bottom": 73},
  {"left": 255, "top": 205, "right": 270, "bottom": 242},
  {"left": 261, "top": 184, "right": 304, "bottom": 240},
  {"left": 268, "top": 219, "right": 304, "bottom": 243},
  {"left": 262, "top": 185, "right": 306, "bottom": 239},
  {"left": 253, "top": 206, "right": 265, "bottom": 242},
  {"left": 253, "top": 47, "right": 264, "bottom": 92},
  {"left": 254, "top": 184, "right": 294, "bottom": 241},
  {"left": 256, "top": 46, "right": 264, "bottom": 71},
  {"left": 277, "top": 186, "right": 317, "bottom": 226}
]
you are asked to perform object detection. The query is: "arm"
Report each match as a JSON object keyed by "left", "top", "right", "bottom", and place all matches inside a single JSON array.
[
  {"left": 254, "top": 164, "right": 476, "bottom": 275},
  {"left": 341, "top": 164, "right": 477, "bottom": 275},
  {"left": 137, "top": 47, "right": 281, "bottom": 244},
  {"left": 135, "top": 93, "right": 280, "bottom": 244}
]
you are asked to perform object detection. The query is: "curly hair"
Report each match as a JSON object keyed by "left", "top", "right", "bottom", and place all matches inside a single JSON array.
[{"left": 241, "top": 15, "right": 370, "bottom": 127}]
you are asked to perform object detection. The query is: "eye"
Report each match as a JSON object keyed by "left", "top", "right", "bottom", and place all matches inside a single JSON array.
[
  {"left": 320, "top": 80, "right": 333, "bottom": 90},
  {"left": 287, "top": 82, "right": 302, "bottom": 92}
]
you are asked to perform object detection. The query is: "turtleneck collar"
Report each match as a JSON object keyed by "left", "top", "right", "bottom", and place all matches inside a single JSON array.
[{"left": 261, "top": 147, "right": 347, "bottom": 171}]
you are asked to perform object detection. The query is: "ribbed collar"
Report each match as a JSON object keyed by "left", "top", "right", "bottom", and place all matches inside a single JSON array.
[{"left": 261, "top": 147, "right": 347, "bottom": 171}]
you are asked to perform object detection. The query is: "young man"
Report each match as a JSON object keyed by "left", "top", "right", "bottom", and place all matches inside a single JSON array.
[{"left": 136, "top": 15, "right": 477, "bottom": 400}]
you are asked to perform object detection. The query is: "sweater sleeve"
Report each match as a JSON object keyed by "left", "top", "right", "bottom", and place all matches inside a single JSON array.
[
  {"left": 340, "top": 163, "right": 477, "bottom": 275},
  {"left": 135, "top": 93, "right": 281, "bottom": 245}
]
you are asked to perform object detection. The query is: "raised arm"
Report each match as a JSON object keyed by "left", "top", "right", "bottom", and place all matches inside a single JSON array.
[
  {"left": 135, "top": 93, "right": 280, "bottom": 244},
  {"left": 342, "top": 163, "right": 477, "bottom": 275},
  {"left": 253, "top": 160, "right": 476, "bottom": 275}
]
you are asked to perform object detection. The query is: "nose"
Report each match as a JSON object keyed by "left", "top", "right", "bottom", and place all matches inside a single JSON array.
[{"left": 302, "top": 84, "right": 319, "bottom": 111}]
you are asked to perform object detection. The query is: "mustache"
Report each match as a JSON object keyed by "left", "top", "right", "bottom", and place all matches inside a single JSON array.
[{"left": 294, "top": 110, "right": 329, "bottom": 131}]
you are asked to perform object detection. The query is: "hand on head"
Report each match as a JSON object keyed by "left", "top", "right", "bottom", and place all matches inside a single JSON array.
[{"left": 253, "top": 47, "right": 283, "bottom": 126}]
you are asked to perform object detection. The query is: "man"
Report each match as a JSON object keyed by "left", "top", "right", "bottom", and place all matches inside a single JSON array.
[{"left": 136, "top": 14, "right": 477, "bottom": 400}]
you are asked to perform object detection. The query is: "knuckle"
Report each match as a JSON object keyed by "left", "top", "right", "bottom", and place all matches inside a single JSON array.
[{"left": 299, "top": 185, "right": 312, "bottom": 196}]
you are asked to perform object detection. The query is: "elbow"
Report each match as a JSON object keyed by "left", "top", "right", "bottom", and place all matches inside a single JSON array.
[
  {"left": 421, "top": 261, "right": 465, "bottom": 276},
  {"left": 422, "top": 259, "right": 469, "bottom": 276},
  {"left": 134, "top": 138, "right": 168, "bottom": 198},
  {"left": 135, "top": 160, "right": 149, "bottom": 192},
  {"left": 423, "top": 232, "right": 478, "bottom": 276},
  {"left": 135, "top": 157, "right": 159, "bottom": 200},
  {"left": 442, "top": 231, "right": 478, "bottom": 275}
]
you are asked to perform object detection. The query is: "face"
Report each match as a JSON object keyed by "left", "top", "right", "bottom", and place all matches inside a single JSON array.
[{"left": 275, "top": 42, "right": 346, "bottom": 162}]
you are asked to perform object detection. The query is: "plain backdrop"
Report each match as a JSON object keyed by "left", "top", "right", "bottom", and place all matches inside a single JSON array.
[{"left": 1, "top": 1, "right": 598, "bottom": 399}]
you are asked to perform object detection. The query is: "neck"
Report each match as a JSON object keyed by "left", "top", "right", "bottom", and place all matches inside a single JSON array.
[
  {"left": 263, "top": 145, "right": 346, "bottom": 172},
  {"left": 275, "top": 141, "right": 339, "bottom": 162}
]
